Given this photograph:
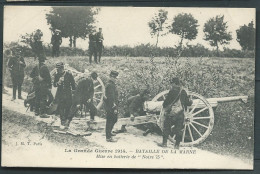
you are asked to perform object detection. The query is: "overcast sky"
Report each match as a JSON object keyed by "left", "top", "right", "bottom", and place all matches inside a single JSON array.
[{"left": 4, "top": 6, "right": 255, "bottom": 50}]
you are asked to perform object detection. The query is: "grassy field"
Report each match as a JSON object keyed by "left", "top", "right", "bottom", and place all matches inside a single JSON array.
[{"left": 3, "top": 56, "right": 254, "bottom": 162}]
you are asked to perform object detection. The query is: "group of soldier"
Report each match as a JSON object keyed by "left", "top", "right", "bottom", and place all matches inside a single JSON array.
[
  {"left": 4, "top": 26, "right": 192, "bottom": 148},
  {"left": 50, "top": 27, "right": 104, "bottom": 64}
]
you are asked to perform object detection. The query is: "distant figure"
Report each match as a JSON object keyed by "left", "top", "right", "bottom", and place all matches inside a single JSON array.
[
  {"left": 53, "top": 62, "right": 76, "bottom": 130},
  {"left": 3, "top": 49, "right": 12, "bottom": 94},
  {"left": 104, "top": 70, "right": 119, "bottom": 142},
  {"left": 96, "top": 28, "right": 104, "bottom": 63},
  {"left": 88, "top": 32, "right": 97, "bottom": 64},
  {"left": 30, "top": 58, "right": 52, "bottom": 118},
  {"left": 69, "top": 72, "right": 98, "bottom": 125},
  {"left": 32, "top": 29, "right": 46, "bottom": 63},
  {"left": 51, "top": 29, "right": 62, "bottom": 57},
  {"left": 8, "top": 49, "right": 26, "bottom": 101},
  {"left": 158, "top": 77, "right": 192, "bottom": 149}
]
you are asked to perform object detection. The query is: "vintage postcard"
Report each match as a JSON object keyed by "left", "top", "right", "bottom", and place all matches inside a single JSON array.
[{"left": 2, "top": 6, "right": 255, "bottom": 169}]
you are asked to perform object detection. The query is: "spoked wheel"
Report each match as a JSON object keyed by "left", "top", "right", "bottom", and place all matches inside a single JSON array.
[
  {"left": 181, "top": 92, "right": 214, "bottom": 146},
  {"left": 50, "top": 66, "right": 105, "bottom": 118},
  {"left": 152, "top": 90, "right": 214, "bottom": 146}
]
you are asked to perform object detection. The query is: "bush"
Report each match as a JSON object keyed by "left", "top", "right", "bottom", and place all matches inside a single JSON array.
[{"left": 4, "top": 42, "right": 255, "bottom": 58}]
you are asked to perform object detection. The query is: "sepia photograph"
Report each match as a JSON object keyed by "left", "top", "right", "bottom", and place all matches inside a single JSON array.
[{"left": 1, "top": 6, "right": 255, "bottom": 169}]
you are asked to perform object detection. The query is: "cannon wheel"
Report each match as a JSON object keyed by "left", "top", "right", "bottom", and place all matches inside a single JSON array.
[
  {"left": 74, "top": 75, "right": 105, "bottom": 110},
  {"left": 50, "top": 67, "right": 105, "bottom": 111},
  {"left": 152, "top": 90, "right": 214, "bottom": 146}
]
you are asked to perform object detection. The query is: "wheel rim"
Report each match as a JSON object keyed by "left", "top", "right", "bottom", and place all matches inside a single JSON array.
[
  {"left": 181, "top": 92, "right": 214, "bottom": 146},
  {"left": 152, "top": 90, "right": 214, "bottom": 146}
]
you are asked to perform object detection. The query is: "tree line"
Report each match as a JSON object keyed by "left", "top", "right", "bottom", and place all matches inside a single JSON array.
[
  {"left": 148, "top": 9, "right": 255, "bottom": 55},
  {"left": 6, "top": 7, "right": 255, "bottom": 58}
]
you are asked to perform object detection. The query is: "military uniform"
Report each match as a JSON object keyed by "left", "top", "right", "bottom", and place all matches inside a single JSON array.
[
  {"left": 69, "top": 77, "right": 97, "bottom": 121},
  {"left": 8, "top": 54, "right": 26, "bottom": 99},
  {"left": 89, "top": 33, "right": 97, "bottom": 64},
  {"left": 54, "top": 70, "right": 76, "bottom": 126},
  {"left": 125, "top": 95, "right": 146, "bottom": 117},
  {"left": 30, "top": 62, "right": 52, "bottom": 116},
  {"left": 51, "top": 33, "right": 62, "bottom": 57},
  {"left": 3, "top": 50, "right": 11, "bottom": 93},
  {"left": 33, "top": 40, "right": 46, "bottom": 63},
  {"left": 104, "top": 71, "right": 119, "bottom": 140},
  {"left": 162, "top": 84, "right": 192, "bottom": 147},
  {"left": 96, "top": 31, "right": 104, "bottom": 63}
]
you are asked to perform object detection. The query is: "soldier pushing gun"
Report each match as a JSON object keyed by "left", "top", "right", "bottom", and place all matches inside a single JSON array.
[
  {"left": 158, "top": 77, "right": 192, "bottom": 149},
  {"left": 69, "top": 71, "right": 98, "bottom": 124}
]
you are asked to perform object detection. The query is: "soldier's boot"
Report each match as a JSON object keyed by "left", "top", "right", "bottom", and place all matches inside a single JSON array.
[
  {"left": 11, "top": 97, "right": 16, "bottom": 101},
  {"left": 106, "top": 138, "right": 117, "bottom": 142},
  {"left": 143, "top": 129, "right": 151, "bottom": 136},
  {"left": 64, "top": 120, "right": 71, "bottom": 129},
  {"left": 157, "top": 136, "right": 168, "bottom": 148},
  {"left": 174, "top": 141, "right": 180, "bottom": 149}
]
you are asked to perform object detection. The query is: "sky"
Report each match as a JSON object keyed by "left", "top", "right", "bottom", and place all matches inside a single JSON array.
[{"left": 4, "top": 6, "right": 255, "bottom": 50}]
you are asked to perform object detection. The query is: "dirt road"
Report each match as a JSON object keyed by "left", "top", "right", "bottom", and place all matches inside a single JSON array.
[{"left": 1, "top": 88, "right": 252, "bottom": 169}]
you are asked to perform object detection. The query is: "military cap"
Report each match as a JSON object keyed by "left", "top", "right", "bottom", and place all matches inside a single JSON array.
[
  {"left": 56, "top": 62, "right": 64, "bottom": 68},
  {"left": 170, "top": 77, "right": 180, "bottom": 85},
  {"left": 91, "top": 72, "right": 98, "bottom": 80},
  {"left": 110, "top": 70, "right": 119, "bottom": 78}
]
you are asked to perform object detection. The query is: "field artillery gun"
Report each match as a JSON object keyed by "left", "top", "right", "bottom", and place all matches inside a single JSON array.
[
  {"left": 88, "top": 90, "right": 248, "bottom": 146},
  {"left": 50, "top": 65, "right": 248, "bottom": 146}
]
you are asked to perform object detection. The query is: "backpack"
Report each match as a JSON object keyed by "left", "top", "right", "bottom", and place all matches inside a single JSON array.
[{"left": 165, "top": 89, "right": 184, "bottom": 117}]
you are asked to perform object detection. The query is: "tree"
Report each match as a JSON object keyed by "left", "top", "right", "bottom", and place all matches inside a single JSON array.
[
  {"left": 46, "top": 7, "right": 98, "bottom": 47},
  {"left": 236, "top": 21, "right": 255, "bottom": 51},
  {"left": 148, "top": 9, "right": 168, "bottom": 47},
  {"left": 169, "top": 13, "right": 199, "bottom": 51},
  {"left": 203, "top": 15, "right": 232, "bottom": 56}
]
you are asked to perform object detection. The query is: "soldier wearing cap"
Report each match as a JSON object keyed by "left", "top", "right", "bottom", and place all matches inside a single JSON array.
[
  {"left": 7, "top": 48, "right": 26, "bottom": 101},
  {"left": 53, "top": 62, "right": 76, "bottom": 130},
  {"left": 32, "top": 29, "right": 46, "bottom": 63},
  {"left": 116, "top": 88, "right": 150, "bottom": 135},
  {"left": 88, "top": 32, "right": 97, "bottom": 64},
  {"left": 96, "top": 28, "right": 104, "bottom": 63},
  {"left": 69, "top": 72, "right": 98, "bottom": 126},
  {"left": 51, "top": 29, "right": 62, "bottom": 57},
  {"left": 158, "top": 77, "right": 192, "bottom": 149},
  {"left": 30, "top": 59, "right": 52, "bottom": 117},
  {"left": 104, "top": 70, "right": 119, "bottom": 142}
]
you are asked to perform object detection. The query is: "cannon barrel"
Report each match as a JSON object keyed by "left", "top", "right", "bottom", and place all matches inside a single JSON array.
[{"left": 144, "top": 95, "right": 248, "bottom": 112}]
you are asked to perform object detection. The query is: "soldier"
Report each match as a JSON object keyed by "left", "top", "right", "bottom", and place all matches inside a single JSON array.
[
  {"left": 3, "top": 49, "right": 12, "bottom": 94},
  {"left": 116, "top": 88, "right": 150, "bottom": 135},
  {"left": 30, "top": 59, "right": 52, "bottom": 118},
  {"left": 96, "top": 28, "right": 104, "bottom": 63},
  {"left": 69, "top": 72, "right": 98, "bottom": 127},
  {"left": 158, "top": 77, "right": 192, "bottom": 149},
  {"left": 51, "top": 29, "right": 62, "bottom": 57},
  {"left": 53, "top": 62, "right": 76, "bottom": 130},
  {"left": 7, "top": 48, "right": 26, "bottom": 101},
  {"left": 88, "top": 32, "right": 97, "bottom": 64},
  {"left": 32, "top": 29, "right": 46, "bottom": 63},
  {"left": 104, "top": 70, "right": 119, "bottom": 142}
]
